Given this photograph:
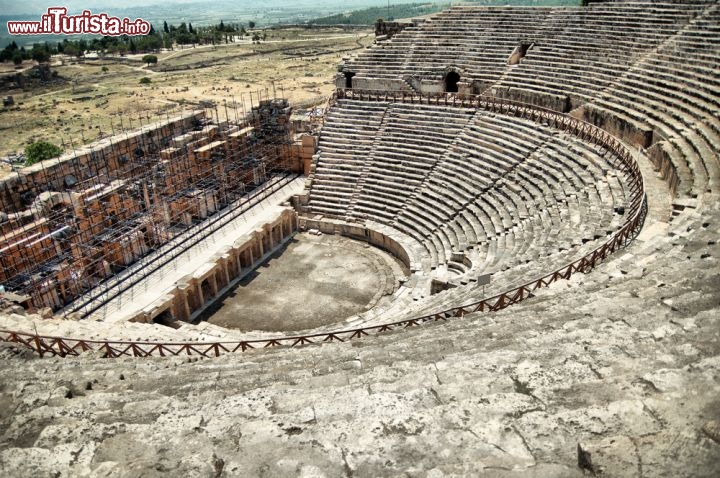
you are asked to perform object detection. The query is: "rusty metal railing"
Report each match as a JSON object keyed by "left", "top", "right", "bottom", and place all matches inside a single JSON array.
[{"left": 0, "top": 91, "right": 647, "bottom": 358}]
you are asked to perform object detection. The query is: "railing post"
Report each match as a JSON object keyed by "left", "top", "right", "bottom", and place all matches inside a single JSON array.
[{"left": 34, "top": 334, "right": 43, "bottom": 358}]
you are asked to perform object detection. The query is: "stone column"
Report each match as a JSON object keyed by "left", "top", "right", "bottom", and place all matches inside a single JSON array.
[
  {"left": 222, "top": 256, "right": 231, "bottom": 287},
  {"left": 208, "top": 272, "right": 218, "bottom": 299},
  {"left": 175, "top": 283, "right": 192, "bottom": 321}
]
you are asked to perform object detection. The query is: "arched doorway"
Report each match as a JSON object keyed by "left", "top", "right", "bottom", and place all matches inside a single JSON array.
[
  {"left": 153, "top": 310, "right": 181, "bottom": 328},
  {"left": 445, "top": 71, "right": 460, "bottom": 93},
  {"left": 344, "top": 72, "right": 356, "bottom": 89},
  {"left": 201, "top": 278, "right": 214, "bottom": 304}
]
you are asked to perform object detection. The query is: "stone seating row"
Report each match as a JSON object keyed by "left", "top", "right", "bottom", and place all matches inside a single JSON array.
[
  {"left": 346, "top": 104, "right": 476, "bottom": 220},
  {"left": 308, "top": 101, "right": 389, "bottom": 216},
  {"left": 309, "top": 103, "right": 630, "bottom": 286},
  {"left": 343, "top": 3, "right": 706, "bottom": 89}
]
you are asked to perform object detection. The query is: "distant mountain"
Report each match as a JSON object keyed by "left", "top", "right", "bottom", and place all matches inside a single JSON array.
[
  {"left": 310, "top": 1, "right": 579, "bottom": 25},
  {"left": 1, "top": 0, "right": 427, "bottom": 46},
  {"left": 1, "top": 0, "right": 425, "bottom": 18},
  {"left": 1, "top": 0, "right": 579, "bottom": 47}
]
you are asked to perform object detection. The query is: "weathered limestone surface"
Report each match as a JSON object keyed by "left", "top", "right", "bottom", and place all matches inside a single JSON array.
[
  {"left": 0, "top": 210, "right": 718, "bottom": 477},
  {"left": 2, "top": 2, "right": 720, "bottom": 475}
]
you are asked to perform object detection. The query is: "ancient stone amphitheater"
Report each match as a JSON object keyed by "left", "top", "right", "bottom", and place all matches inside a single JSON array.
[{"left": 1, "top": 1, "right": 719, "bottom": 476}]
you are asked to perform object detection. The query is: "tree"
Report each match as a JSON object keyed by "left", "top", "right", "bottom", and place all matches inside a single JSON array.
[
  {"left": 219, "top": 20, "right": 225, "bottom": 32},
  {"left": 142, "top": 54, "right": 158, "bottom": 66},
  {"left": 12, "top": 52, "right": 22, "bottom": 65},
  {"left": 63, "top": 42, "right": 77, "bottom": 57},
  {"left": 163, "top": 20, "right": 169, "bottom": 34},
  {"left": 188, "top": 23, "right": 194, "bottom": 34},
  {"left": 248, "top": 21, "right": 256, "bottom": 29},
  {"left": 25, "top": 141, "right": 63, "bottom": 166},
  {"left": 32, "top": 47, "right": 50, "bottom": 63},
  {"left": 1, "top": 42, "right": 18, "bottom": 61},
  {"left": 137, "top": 34, "right": 162, "bottom": 52},
  {"left": 62, "top": 41, "right": 84, "bottom": 59},
  {"left": 78, "top": 39, "right": 88, "bottom": 56}
]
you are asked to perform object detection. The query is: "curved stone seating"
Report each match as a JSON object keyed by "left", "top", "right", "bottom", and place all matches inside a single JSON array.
[
  {"left": 308, "top": 101, "right": 388, "bottom": 217},
  {"left": 342, "top": 2, "right": 719, "bottom": 236},
  {"left": 347, "top": 4, "right": 718, "bottom": 188},
  {"left": 0, "top": 306, "right": 253, "bottom": 343},
  {"left": 2, "top": 215, "right": 718, "bottom": 477},
  {"left": 350, "top": 104, "right": 475, "bottom": 224},
  {"left": 575, "top": 6, "right": 720, "bottom": 203},
  {"left": 308, "top": 99, "right": 631, "bottom": 296},
  {"left": 342, "top": 3, "right": 708, "bottom": 100}
]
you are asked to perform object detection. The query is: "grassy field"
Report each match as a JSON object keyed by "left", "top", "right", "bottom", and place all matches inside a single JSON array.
[{"left": 0, "top": 27, "right": 372, "bottom": 176}]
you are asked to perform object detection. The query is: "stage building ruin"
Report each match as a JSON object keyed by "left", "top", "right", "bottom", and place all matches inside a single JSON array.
[{"left": 0, "top": 96, "right": 311, "bottom": 313}]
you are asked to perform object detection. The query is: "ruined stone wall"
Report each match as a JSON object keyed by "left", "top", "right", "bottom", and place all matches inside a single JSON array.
[
  {"left": 249, "top": 99, "right": 302, "bottom": 173},
  {"left": 289, "top": 135, "right": 317, "bottom": 176},
  {"left": 347, "top": 76, "right": 410, "bottom": 92},
  {"left": 0, "top": 112, "right": 205, "bottom": 211},
  {"left": 0, "top": 100, "right": 299, "bottom": 313},
  {"left": 375, "top": 19, "right": 417, "bottom": 40},
  {"left": 647, "top": 141, "right": 680, "bottom": 196},
  {"left": 129, "top": 208, "right": 298, "bottom": 325},
  {"left": 491, "top": 86, "right": 572, "bottom": 113},
  {"left": 572, "top": 104, "right": 654, "bottom": 147},
  {"left": 300, "top": 217, "right": 412, "bottom": 273}
]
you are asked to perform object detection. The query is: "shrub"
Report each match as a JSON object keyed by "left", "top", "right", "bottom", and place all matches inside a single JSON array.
[
  {"left": 25, "top": 140, "right": 62, "bottom": 166},
  {"left": 139, "top": 77, "right": 152, "bottom": 85},
  {"left": 142, "top": 54, "right": 158, "bottom": 66}
]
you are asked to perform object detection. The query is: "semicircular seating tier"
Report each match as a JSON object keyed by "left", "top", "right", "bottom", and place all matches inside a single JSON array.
[
  {"left": 305, "top": 99, "right": 635, "bottom": 327},
  {"left": 342, "top": 2, "right": 710, "bottom": 99},
  {"left": 339, "top": 1, "right": 720, "bottom": 221}
]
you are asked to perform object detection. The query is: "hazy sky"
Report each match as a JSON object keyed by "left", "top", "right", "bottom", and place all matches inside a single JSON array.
[{"left": 0, "top": 0, "right": 423, "bottom": 17}]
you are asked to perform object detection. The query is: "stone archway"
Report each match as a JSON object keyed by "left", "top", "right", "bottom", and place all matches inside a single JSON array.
[{"left": 445, "top": 71, "right": 460, "bottom": 93}]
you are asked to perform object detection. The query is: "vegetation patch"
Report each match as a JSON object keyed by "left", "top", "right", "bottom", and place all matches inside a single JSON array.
[{"left": 24, "top": 140, "right": 62, "bottom": 166}]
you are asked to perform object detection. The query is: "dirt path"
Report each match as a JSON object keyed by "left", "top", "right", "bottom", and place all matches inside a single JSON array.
[{"left": 159, "top": 33, "right": 364, "bottom": 61}]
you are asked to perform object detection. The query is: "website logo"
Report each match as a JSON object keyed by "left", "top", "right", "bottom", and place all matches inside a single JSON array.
[{"left": 7, "top": 7, "right": 151, "bottom": 36}]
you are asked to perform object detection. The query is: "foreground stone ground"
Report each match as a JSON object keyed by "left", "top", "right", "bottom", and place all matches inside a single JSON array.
[{"left": 1, "top": 205, "right": 718, "bottom": 477}]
